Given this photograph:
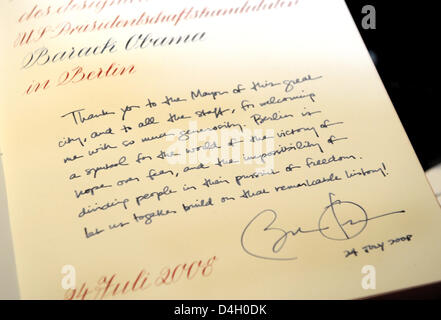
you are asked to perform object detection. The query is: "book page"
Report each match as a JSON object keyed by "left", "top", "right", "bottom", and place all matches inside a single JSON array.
[
  {"left": 1, "top": 0, "right": 441, "bottom": 299},
  {"left": 426, "top": 164, "right": 441, "bottom": 205},
  {"left": 0, "top": 152, "right": 20, "bottom": 299}
]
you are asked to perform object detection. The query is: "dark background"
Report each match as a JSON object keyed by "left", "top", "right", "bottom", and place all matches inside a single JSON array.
[
  {"left": 345, "top": 1, "right": 438, "bottom": 171},
  {"left": 345, "top": 1, "right": 440, "bottom": 299}
]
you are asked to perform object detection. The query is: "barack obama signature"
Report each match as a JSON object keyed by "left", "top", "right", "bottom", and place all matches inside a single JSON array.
[{"left": 240, "top": 193, "right": 406, "bottom": 261}]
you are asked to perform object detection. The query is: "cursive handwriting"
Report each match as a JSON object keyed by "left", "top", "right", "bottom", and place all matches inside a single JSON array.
[{"left": 241, "top": 193, "right": 405, "bottom": 260}]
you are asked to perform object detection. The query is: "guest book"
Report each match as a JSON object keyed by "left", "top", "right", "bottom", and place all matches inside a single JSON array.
[{"left": 1, "top": 0, "right": 440, "bottom": 299}]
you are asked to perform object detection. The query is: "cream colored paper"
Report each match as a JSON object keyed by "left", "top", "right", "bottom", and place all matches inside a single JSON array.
[
  {"left": 1, "top": 0, "right": 441, "bottom": 299},
  {"left": 0, "top": 152, "right": 20, "bottom": 299},
  {"left": 426, "top": 164, "right": 441, "bottom": 204}
]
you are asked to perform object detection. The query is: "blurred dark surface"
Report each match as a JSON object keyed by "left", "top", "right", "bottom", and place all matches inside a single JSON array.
[
  {"left": 345, "top": 1, "right": 439, "bottom": 171},
  {"left": 368, "top": 282, "right": 441, "bottom": 300},
  {"left": 345, "top": 1, "right": 440, "bottom": 300}
]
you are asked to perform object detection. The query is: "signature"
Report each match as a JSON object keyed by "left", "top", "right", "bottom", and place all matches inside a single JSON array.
[{"left": 240, "top": 193, "right": 405, "bottom": 261}]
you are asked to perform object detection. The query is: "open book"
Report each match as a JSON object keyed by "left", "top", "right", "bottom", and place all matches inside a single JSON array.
[{"left": 1, "top": 0, "right": 440, "bottom": 300}]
